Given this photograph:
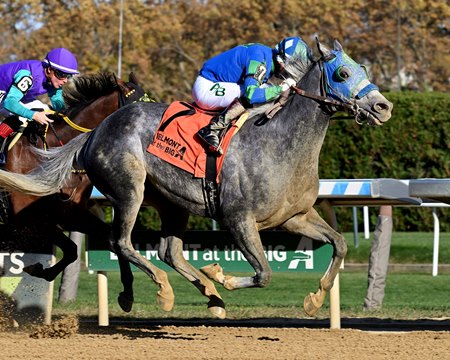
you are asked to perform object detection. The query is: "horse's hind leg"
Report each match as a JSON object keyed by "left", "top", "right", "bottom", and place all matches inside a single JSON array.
[
  {"left": 109, "top": 201, "right": 174, "bottom": 311},
  {"left": 70, "top": 207, "right": 135, "bottom": 313},
  {"left": 104, "top": 159, "right": 174, "bottom": 311},
  {"left": 280, "top": 208, "right": 347, "bottom": 316},
  {"left": 158, "top": 208, "right": 226, "bottom": 319}
]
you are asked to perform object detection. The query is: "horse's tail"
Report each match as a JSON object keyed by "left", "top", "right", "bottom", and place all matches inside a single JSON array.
[{"left": 0, "top": 132, "right": 91, "bottom": 196}]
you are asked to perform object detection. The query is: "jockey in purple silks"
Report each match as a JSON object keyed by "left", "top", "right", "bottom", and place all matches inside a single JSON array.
[
  {"left": 0, "top": 48, "right": 79, "bottom": 156},
  {"left": 192, "top": 36, "right": 312, "bottom": 154}
]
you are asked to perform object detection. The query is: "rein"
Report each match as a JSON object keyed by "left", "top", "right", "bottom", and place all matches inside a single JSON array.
[
  {"left": 291, "top": 86, "right": 354, "bottom": 112},
  {"left": 46, "top": 110, "right": 93, "bottom": 133}
]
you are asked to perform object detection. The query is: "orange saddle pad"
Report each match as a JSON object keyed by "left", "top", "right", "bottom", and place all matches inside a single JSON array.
[{"left": 147, "top": 101, "right": 238, "bottom": 181}]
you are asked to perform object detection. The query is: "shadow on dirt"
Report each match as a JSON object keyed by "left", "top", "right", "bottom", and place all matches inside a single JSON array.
[{"left": 76, "top": 316, "right": 450, "bottom": 335}]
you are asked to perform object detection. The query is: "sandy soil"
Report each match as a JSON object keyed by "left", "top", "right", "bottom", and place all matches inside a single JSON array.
[{"left": 1, "top": 316, "right": 450, "bottom": 360}]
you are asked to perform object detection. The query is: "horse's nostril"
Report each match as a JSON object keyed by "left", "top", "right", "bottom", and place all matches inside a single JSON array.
[{"left": 374, "top": 102, "right": 391, "bottom": 113}]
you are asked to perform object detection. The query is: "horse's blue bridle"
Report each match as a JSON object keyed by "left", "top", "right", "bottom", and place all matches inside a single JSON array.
[
  {"left": 290, "top": 49, "right": 379, "bottom": 125},
  {"left": 322, "top": 50, "right": 379, "bottom": 102}
]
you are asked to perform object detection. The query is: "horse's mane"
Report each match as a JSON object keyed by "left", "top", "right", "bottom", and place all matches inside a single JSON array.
[
  {"left": 62, "top": 72, "right": 119, "bottom": 117},
  {"left": 248, "top": 50, "right": 314, "bottom": 120}
]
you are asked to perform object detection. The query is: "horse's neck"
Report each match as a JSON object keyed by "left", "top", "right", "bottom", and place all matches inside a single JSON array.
[
  {"left": 266, "top": 63, "right": 330, "bottom": 151},
  {"left": 74, "top": 92, "right": 119, "bottom": 126},
  {"left": 241, "top": 63, "right": 330, "bottom": 181},
  {"left": 57, "top": 91, "right": 119, "bottom": 141}
]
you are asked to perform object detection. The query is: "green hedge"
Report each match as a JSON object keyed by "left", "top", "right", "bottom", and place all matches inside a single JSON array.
[
  {"left": 319, "top": 91, "right": 450, "bottom": 231},
  {"left": 138, "top": 92, "right": 449, "bottom": 232}
]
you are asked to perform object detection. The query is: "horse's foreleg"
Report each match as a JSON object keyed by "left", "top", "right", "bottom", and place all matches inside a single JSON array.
[
  {"left": 24, "top": 230, "right": 78, "bottom": 282},
  {"left": 281, "top": 208, "right": 347, "bottom": 316}
]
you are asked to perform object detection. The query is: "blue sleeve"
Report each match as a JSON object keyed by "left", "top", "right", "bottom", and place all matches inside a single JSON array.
[
  {"left": 3, "top": 70, "right": 35, "bottom": 120},
  {"left": 244, "top": 77, "right": 283, "bottom": 104},
  {"left": 48, "top": 87, "right": 65, "bottom": 111},
  {"left": 242, "top": 49, "right": 283, "bottom": 104}
]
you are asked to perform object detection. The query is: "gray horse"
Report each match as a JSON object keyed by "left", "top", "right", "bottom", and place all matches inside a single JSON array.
[{"left": 0, "top": 40, "right": 392, "bottom": 319}]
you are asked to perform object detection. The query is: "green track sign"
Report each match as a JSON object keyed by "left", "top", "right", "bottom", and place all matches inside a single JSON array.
[{"left": 87, "top": 230, "right": 333, "bottom": 273}]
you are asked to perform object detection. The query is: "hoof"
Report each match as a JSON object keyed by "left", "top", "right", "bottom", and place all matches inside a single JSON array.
[
  {"left": 23, "top": 263, "right": 44, "bottom": 278},
  {"left": 303, "top": 292, "right": 322, "bottom": 317},
  {"left": 118, "top": 292, "right": 134, "bottom": 313},
  {"left": 207, "top": 295, "right": 225, "bottom": 319},
  {"left": 200, "top": 263, "right": 225, "bottom": 283},
  {"left": 157, "top": 295, "right": 174, "bottom": 312},
  {"left": 208, "top": 306, "right": 226, "bottom": 319},
  {"left": 208, "top": 295, "right": 227, "bottom": 319},
  {"left": 157, "top": 287, "right": 175, "bottom": 312},
  {"left": 24, "top": 263, "right": 58, "bottom": 281}
]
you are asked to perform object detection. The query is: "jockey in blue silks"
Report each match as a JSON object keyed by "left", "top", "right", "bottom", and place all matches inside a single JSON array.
[
  {"left": 0, "top": 48, "right": 79, "bottom": 149},
  {"left": 192, "top": 36, "right": 312, "bottom": 154}
]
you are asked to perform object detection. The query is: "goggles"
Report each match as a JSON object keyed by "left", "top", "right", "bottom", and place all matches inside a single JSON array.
[{"left": 52, "top": 68, "right": 72, "bottom": 80}]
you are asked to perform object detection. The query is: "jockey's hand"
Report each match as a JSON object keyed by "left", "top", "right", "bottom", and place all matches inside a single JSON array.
[
  {"left": 280, "top": 78, "right": 296, "bottom": 92},
  {"left": 32, "top": 111, "right": 54, "bottom": 126}
]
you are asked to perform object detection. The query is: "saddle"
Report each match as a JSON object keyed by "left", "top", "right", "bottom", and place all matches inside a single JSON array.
[
  {"left": 147, "top": 101, "right": 247, "bottom": 182},
  {"left": 147, "top": 101, "right": 248, "bottom": 217}
]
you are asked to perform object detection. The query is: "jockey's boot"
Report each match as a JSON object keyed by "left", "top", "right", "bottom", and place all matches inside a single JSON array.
[{"left": 197, "top": 99, "right": 246, "bottom": 155}]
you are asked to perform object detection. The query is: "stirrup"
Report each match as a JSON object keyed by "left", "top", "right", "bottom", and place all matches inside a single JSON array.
[
  {"left": 198, "top": 134, "right": 223, "bottom": 154},
  {"left": 208, "top": 144, "right": 223, "bottom": 155}
]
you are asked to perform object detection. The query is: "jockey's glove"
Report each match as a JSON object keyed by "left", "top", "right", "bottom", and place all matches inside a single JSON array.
[{"left": 280, "top": 78, "right": 296, "bottom": 92}]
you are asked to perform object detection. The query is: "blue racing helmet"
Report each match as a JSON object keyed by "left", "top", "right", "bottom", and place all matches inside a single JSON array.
[
  {"left": 274, "top": 37, "right": 312, "bottom": 64},
  {"left": 43, "top": 48, "right": 79, "bottom": 75}
]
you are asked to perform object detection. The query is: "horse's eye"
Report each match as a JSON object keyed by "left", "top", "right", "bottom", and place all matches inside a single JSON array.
[{"left": 335, "top": 66, "right": 351, "bottom": 81}]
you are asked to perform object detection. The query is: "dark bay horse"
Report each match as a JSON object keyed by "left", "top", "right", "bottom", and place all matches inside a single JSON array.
[
  {"left": 0, "top": 40, "right": 393, "bottom": 318},
  {"left": 0, "top": 71, "right": 145, "bottom": 282}
]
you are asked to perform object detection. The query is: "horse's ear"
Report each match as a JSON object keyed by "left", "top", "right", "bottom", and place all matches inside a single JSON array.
[
  {"left": 333, "top": 40, "right": 344, "bottom": 52},
  {"left": 316, "top": 38, "right": 332, "bottom": 59},
  {"left": 129, "top": 72, "right": 140, "bottom": 86}
]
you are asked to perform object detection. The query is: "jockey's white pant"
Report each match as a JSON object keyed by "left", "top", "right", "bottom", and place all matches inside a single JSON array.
[
  {"left": 0, "top": 100, "right": 49, "bottom": 123},
  {"left": 192, "top": 76, "right": 243, "bottom": 110}
]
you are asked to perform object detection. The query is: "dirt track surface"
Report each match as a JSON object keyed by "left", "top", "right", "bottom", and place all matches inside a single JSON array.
[{"left": 1, "top": 317, "right": 450, "bottom": 360}]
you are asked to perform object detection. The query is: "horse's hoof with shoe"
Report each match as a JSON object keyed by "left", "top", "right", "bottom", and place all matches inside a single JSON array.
[
  {"left": 156, "top": 284, "right": 175, "bottom": 312},
  {"left": 23, "top": 263, "right": 57, "bottom": 282},
  {"left": 118, "top": 292, "right": 134, "bottom": 313},
  {"left": 207, "top": 295, "right": 226, "bottom": 319},
  {"left": 303, "top": 289, "right": 327, "bottom": 317}
]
